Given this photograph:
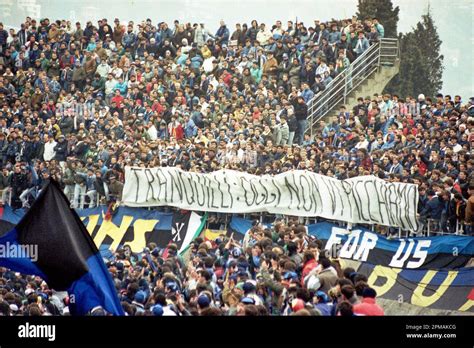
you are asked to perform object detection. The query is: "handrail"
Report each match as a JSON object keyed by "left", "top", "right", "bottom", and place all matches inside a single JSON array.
[
  {"left": 307, "top": 41, "right": 380, "bottom": 112},
  {"left": 307, "top": 38, "right": 399, "bottom": 137}
]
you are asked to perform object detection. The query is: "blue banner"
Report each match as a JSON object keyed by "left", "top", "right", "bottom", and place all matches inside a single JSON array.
[
  {"left": 229, "top": 216, "right": 474, "bottom": 311},
  {"left": 0, "top": 206, "right": 205, "bottom": 254},
  {"left": 229, "top": 217, "right": 474, "bottom": 270},
  {"left": 308, "top": 222, "right": 474, "bottom": 270}
]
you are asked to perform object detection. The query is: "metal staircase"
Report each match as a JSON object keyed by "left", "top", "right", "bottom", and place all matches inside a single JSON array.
[{"left": 307, "top": 38, "right": 400, "bottom": 137}]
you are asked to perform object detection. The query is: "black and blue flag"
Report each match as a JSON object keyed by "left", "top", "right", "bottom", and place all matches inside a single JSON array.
[{"left": 0, "top": 179, "right": 124, "bottom": 316}]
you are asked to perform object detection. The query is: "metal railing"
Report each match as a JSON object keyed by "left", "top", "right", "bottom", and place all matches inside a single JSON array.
[
  {"left": 65, "top": 191, "right": 120, "bottom": 209},
  {"left": 307, "top": 38, "right": 399, "bottom": 137},
  {"left": 202, "top": 212, "right": 471, "bottom": 240},
  {"left": 4, "top": 187, "right": 469, "bottom": 239}
]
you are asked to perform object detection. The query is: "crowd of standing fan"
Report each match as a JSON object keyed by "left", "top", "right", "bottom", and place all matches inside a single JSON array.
[{"left": 0, "top": 14, "right": 472, "bottom": 316}]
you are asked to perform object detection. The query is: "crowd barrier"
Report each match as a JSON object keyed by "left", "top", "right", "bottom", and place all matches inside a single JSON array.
[
  {"left": 50, "top": 192, "right": 474, "bottom": 239},
  {"left": 199, "top": 212, "right": 470, "bottom": 239},
  {"left": 2, "top": 187, "right": 470, "bottom": 238},
  {"left": 64, "top": 191, "right": 120, "bottom": 209}
]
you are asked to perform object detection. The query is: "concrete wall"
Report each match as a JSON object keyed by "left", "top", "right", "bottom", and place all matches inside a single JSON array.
[
  {"left": 378, "top": 297, "right": 471, "bottom": 316},
  {"left": 340, "top": 259, "right": 472, "bottom": 316},
  {"left": 344, "top": 60, "right": 401, "bottom": 107}
]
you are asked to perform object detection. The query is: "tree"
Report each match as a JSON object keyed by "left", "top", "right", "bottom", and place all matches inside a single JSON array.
[
  {"left": 357, "top": 0, "right": 400, "bottom": 38},
  {"left": 384, "top": 10, "right": 444, "bottom": 98}
]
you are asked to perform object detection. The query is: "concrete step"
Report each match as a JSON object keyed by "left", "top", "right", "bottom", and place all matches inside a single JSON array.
[{"left": 310, "top": 59, "right": 400, "bottom": 128}]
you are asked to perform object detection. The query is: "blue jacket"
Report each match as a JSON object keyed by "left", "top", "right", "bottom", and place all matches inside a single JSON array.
[
  {"left": 315, "top": 303, "right": 333, "bottom": 316},
  {"left": 354, "top": 37, "right": 370, "bottom": 55},
  {"left": 114, "top": 81, "right": 127, "bottom": 95},
  {"left": 85, "top": 174, "right": 96, "bottom": 191},
  {"left": 0, "top": 29, "right": 8, "bottom": 46},
  {"left": 154, "top": 31, "right": 163, "bottom": 46},
  {"left": 160, "top": 28, "right": 173, "bottom": 42},
  {"left": 388, "top": 163, "right": 403, "bottom": 175},
  {"left": 215, "top": 26, "right": 229, "bottom": 45},
  {"left": 328, "top": 31, "right": 341, "bottom": 44},
  {"left": 0, "top": 30, "right": 8, "bottom": 45},
  {"left": 122, "top": 32, "right": 137, "bottom": 48},
  {"left": 301, "top": 88, "right": 315, "bottom": 104},
  {"left": 380, "top": 116, "right": 395, "bottom": 135},
  {"left": 184, "top": 119, "right": 198, "bottom": 138},
  {"left": 190, "top": 56, "right": 203, "bottom": 69},
  {"left": 421, "top": 196, "right": 446, "bottom": 220},
  {"left": 375, "top": 24, "right": 385, "bottom": 38}
]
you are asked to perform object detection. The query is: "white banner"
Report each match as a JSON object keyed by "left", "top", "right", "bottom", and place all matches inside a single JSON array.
[{"left": 123, "top": 167, "right": 419, "bottom": 230}]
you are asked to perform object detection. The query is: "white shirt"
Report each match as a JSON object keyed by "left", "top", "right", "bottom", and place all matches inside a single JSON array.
[
  {"left": 43, "top": 140, "right": 57, "bottom": 161},
  {"left": 162, "top": 306, "right": 178, "bottom": 316},
  {"left": 148, "top": 125, "right": 158, "bottom": 140},
  {"left": 202, "top": 57, "right": 215, "bottom": 73},
  {"left": 111, "top": 67, "right": 123, "bottom": 79},
  {"left": 316, "top": 63, "right": 329, "bottom": 77},
  {"left": 105, "top": 78, "right": 118, "bottom": 95},
  {"left": 256, "top": 30, "right": 272, "bottom": 45},
  {"left": 96, "top": 63, "right": 111, "bottom": 78},
  {"left": 355, "top": 139, "right": 369, "bottom": 150}
]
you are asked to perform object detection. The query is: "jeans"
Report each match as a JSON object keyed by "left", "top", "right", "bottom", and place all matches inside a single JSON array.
[
  {"left": 86, "top": 190, "right": 97, "bottom": 208},
  {"left": 64, "top": 185, "right": 75, "bottom": 202},
  {"left": 73, "top": 184, "right": 86, "bottom": 209},
  {"left": 287, "top": 132, "right": 295, "bottom": 146},
  {"left": 73, "top": 185, "right": 96, "bottom": 209},
  {"left": 297, "top": 120, "right": 308, "bottom": 145}
]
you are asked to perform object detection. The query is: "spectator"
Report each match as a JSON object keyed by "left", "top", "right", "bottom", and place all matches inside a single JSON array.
[
  {"left": 0, "top": 23, "right": 8, "bottom": 55},
  {"left": 372, "top": 18, "right": 384, "bottom": 39},
  {"left": 316, "top": 258, "right": 338, "bottom": 293},
  {"left": 0, "top": 15, "right": 471, "bottom": 316},
  {"left": 353, "top": 287, "right": 384, "bottom": 316},
  {"left": 354, "top": 31, "right": 369, "bottom": 56},
  {"left": 108, "top": 173, "right": 123, "bottom": 201},
  {"left": 43, "top": 134, "right": 57, "bottom": 162},
  {"left": 293, "top": 96, "right": 308, "bottom": 145},
  {"left": 214, "top": 20, "right": 229, "bottom": 46}
]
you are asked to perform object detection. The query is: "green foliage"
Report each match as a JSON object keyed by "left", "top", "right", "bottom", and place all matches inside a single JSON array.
[
  {"left": 384, "top": 11, "right": 444, "bottom": 98},
  {"left": 357, "top": 0, "right": 400, "bottom": 38}
]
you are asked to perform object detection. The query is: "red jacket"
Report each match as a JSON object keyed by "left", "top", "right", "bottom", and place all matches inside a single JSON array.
[
  {"left": 353, "top": 298, "right": 384, "bottom": 316},
  {"left": 152, "top": 101, "right": 164, "bottom": 114},
  {"left": 416, "top": 160, "right": 427, "bottom": 176},
  {"left": 168, "top": 122, "right": 184, "bottom": 140},
  {"left": 301, "top": 259, "right": 318, "bottom": 286},
  {"left": 111, "top": 95, "right": 124, "bottom": 106},
  {"left": 361, "top": 157, "right": 373, "bottom": 171}
]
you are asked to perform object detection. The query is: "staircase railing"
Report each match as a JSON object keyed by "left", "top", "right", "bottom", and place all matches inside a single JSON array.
[{"left": 307, "top": 38, "right": 399, "bottom": 137}]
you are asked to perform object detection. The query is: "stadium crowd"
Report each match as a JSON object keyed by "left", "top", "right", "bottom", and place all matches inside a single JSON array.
[
  {"left": 0, "top": 14, "right": 473, "bottom": 316},
  {"left": 0, "top": 15, "right": 385, "bottom": 210},
  {"left": 0, "top": 15, "right": 472, "bottom": 234},
  {"left": 0, "top": 218, "right": 385, "bottom": 316}
]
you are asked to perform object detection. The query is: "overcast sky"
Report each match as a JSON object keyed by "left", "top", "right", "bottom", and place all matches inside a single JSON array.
[{"left": 8, "top": 0, "right": 474, "bottom": 99}]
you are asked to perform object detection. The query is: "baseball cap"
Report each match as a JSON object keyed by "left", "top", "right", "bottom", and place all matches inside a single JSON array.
[
  {"left": 315, "top": 290, "right": 329, "bottom": 303},
  {"left": 197, "top": 294, "right": 211, "bottom": 308},
  {"left": 152, "top": 304, "right": 163, "bottom": 316},
  {"left": 134, "top": 290, "right": 146, "bottom": 304}
]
